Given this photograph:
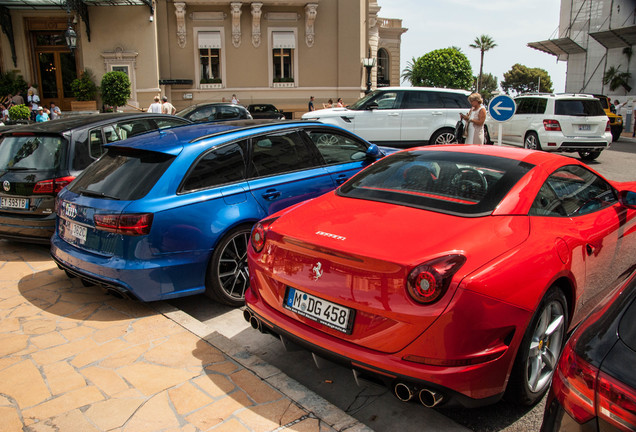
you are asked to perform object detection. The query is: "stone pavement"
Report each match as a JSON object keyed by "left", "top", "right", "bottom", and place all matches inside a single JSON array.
[{"left": 0, "top": 240, "right": 371, "bottom": 432}]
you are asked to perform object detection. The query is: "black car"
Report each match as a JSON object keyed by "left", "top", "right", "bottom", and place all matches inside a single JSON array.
[
  {"left": 0, "top": 113, "right": 190, "bottom": 243},
  {"left": 247, "top": 104, "right": 285, "bottom": 120},
  {"left": 541, "top": 267, "right": 636, "bottom": 431},
  {"left": 176, "top": 103, "right": 252, "bottom": 123}
]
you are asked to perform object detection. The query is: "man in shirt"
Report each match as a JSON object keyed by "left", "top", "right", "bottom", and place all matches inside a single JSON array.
[
  {"left": 147, "top": 96, "right": 163, "bottom": 113},
  {"left": 50, "top": 103, "right": 62, "bottom": 120},
  {"left": 161, "top": 96, "right": 176, "bottom": 115},
  {"left": 308, "top": 96, "right": 315, "bottom": 112},
  {"left": 35, "top": 107, "right": 49, "bottom": 122}
]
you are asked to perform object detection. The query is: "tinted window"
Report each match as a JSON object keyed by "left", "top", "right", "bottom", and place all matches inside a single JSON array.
[
  {"left": 68, "top": 148, "right": 175, "bottom": 201},
  {"left": 339, "top": 150, "right": 534, "bottom": 216},
  {"left": 115, "top": 119, "right": 156, "bottom": 139},
  {"left": 306, "top": 130, "right": 368, "bottom": 164},
  {"left": 181, "top": 142, "right": 247, "bottom": 192},
  {"left": 529, "top": 165, "right": 617, "bottom": 217},
  {"left": 188, "top": 106, "right": 214, "bottom": 122},
  {"left": 403, "top": 91, "right": 442, "bottom": 109},
  {"left": 88, "top": 128, "right": 105, "bottom": 158},
  {"left": 534, "top": 98, "right": 547, "bottom": 114},
  {"left": 217, "top": 106, "right": 242, "bottom": 120},
  {"left": 440, "top": 92, "right": 471, "bottom": 108},
  {"left": 155, "top": 117, "right": 188, "bottom": 129},
  {"left": 250, "top": 130, "right": 316, "bottom": 177},
  {"left": 374, "top": 91, "right": 399, "bottom": 109},
  {"left": 619, "top": 293, "right": 636, "bottom": 351},
  {"left": 515, "top": 98, "right": 535, "bottom": 114},
  {"left": 0, "top": 135, "right": 65, "bottom": 170},
  {"left": 555, "top": 99, "right": 605, "bottom": 116}
]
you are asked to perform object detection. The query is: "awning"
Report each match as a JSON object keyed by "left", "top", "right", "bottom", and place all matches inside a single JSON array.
[
  {"left": 272, "top": 31, "right": 295, "bottom": 49},
  {"left": 198, "top": 32, "right": 221, "bottom": 49},
  {"left": 0, "top": 0, "right": 152, "bottom": 8},
  {"left": 527, "top": 37, "right": 586, "bottom": 57},
  {"left": 589, "top": 25, "right": 636, "bottom": 49}
]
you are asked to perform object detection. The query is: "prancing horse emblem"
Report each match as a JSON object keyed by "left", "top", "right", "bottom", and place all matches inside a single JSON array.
[{"left": 312, "top": 262, "right": 323, "bottom": 281}]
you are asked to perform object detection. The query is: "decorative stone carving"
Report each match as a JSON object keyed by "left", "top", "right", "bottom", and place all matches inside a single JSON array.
[
  {"left": 305, "top": 3, "right": 318, "bottom": 47},
  {"left": 230, "top": 2, "right": 242, "bottom": 48},
  {"left": 251, "top": 2, "right": 263, "bottom": 48},
  {"left": 174, "top": 2, "right": 187, "bottom": 48}
]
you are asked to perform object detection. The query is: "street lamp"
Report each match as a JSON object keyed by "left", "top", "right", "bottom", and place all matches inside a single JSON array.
[
  {"left": 362, "top": 56, "right": 376, "bottom": 94},
  {"left": 65, "top": 26, "right": 77, "bottom": 51}
]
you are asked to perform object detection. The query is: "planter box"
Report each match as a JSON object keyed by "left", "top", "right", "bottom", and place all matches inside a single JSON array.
[
  {"left": 272, "top": 82, "right": 295, "bottom": 88},
  {"left": 71, "top": 101, "right": 98, "bottom": 111},
  {"left": 200, "top": 83, "right": 223, "bottom": 89}
]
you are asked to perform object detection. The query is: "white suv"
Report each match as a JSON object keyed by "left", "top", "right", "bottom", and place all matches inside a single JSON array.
[
  {"left": 302, "top": 87, "right": 471, "bottom": 148},
  {"left": 485, "top": 93, "right": 612, "bottom": 161}
]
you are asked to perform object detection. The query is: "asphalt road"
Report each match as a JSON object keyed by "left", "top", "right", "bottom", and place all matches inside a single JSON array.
[{"left": 171, "top": 139, "right": 636, "bottom": 432}]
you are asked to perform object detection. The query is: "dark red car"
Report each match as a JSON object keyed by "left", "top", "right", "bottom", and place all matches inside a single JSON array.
[{"left": 244, "top": 145, "right": 636, "bottom": 408}]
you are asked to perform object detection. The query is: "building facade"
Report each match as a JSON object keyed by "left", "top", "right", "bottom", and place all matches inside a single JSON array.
[
  {"left": 528, "top": 0, "right": 635, "bottom": 99},
  {"left": 0, "top": 0, "right": 406, "bottom": 117}
]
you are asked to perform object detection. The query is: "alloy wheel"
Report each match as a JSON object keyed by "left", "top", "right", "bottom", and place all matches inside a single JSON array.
[
  {"left": 525, "top": 300, "right": 565, "bottom": 393},
  {"left": 524, "top": 134, "right": 540, "bottom": 150},
  {"left": 434, "top": 132, "right": 455, "bottom": 144},
  {"left": 216, "top": 231, "right": 250, "bottom": 301}
]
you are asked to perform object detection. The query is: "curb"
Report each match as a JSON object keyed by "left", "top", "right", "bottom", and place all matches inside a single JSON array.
[{"left": 152, "top": 301, "right": 374, "bottom": 432}]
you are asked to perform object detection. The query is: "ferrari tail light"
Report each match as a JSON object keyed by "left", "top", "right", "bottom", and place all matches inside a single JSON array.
[
  {"left": 606, "top": 121, "right": 611, "bottom": 132},
  {"left": 33, "top": 176, "right": 75, "bottom": 194},
  {"left": 543, "top": 119, "right": 562, "bottom": 131},
  {"left": 250, "top": 217, "right": 278, "bottom": 252},
  {"left": 406, "top": 254, "right": 466, "bottom": 304},
  {"left": 94, "top": 213, "right": 153, "bottom": 236}
]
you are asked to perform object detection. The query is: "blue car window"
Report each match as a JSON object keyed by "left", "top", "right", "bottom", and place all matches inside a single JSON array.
[
  {"left": 181, "top": 142, "right": 247, "bottom": 192},
  {"left": 306, "top": 130, "right": 368, "bottom": 164},
  {"left": 249, "top": 130, "right": 316, "bottom": 178}
]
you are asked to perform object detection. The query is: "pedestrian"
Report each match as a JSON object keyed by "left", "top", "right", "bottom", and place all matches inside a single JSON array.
[
  {"left": 50, "top": 102, "right": 61, "bottom": 120},
  {"left": 12, "top": 90, "right": 24, "bottom": 106},
  {"left": 460, "top": 92, "right": 487, "bottom": 144},
  {"left": 323, "top": 98, "right": 333, "bottom": 109},
  {"left": 27, "top": 89, "right": 40, "bottom": 104},
  {"left": 308, "top": 96, "right": 315, "bottom": 112},
  {"left": 35, "top": 107, "right": 49, "bottom": 122},
  {"left": 147, "top": 95, "right": 163, "bottom": 113},
  {"left": 231, "top": 94, "right": 239, "bottom": 104},
  {"left": 336, "top": 97, "right": 344, "bottom": 107},
  {"left": 161, "top": 96, "right": 176, "bottom": 115},
  {"left": 0, "top": 104, "right": 8, "bottom": 123}
]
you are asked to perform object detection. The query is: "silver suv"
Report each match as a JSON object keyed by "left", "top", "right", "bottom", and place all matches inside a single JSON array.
[
  {"left": 485, "top": 93, "right": 612, "bottom": 161},
  {"left": 302, "top": 87, "right": 471, "bottom": 148}
]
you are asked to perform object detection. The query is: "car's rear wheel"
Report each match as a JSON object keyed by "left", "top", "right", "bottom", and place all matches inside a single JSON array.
[
  {"left": 578, "top": 150, "right": 601, "bottom": 161},
  {"left": 430, "top": 128, "right": 456, "bottom": 145},
  {"left": 524, "top": 132, "right": 541, "bottom": 151},
  {"left": 205, "top": 224, "right": 252, "bottom": 307},
  {"left": 506, "top": 287, "right": 568, "bottom": 406}
]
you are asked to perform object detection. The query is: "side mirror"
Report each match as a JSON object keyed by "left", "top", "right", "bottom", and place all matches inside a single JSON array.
[
  {"left": 619, "top": 190, "right": 636, "bottom": 209},
  {"left": 365, "top": 143, "right": 381, "bottom": 158},
  {"left": 367, "top": 102, "right": 379, "bottom": 111}
]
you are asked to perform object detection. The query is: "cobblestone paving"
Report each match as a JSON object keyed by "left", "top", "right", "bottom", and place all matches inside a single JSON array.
[{"left": 0, "top": 241, "right": 344, "bottom": 432}]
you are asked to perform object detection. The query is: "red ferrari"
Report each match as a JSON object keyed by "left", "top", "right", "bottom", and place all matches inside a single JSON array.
[{"left": 244, "top": 145, "right": 636, "bottom": 408}]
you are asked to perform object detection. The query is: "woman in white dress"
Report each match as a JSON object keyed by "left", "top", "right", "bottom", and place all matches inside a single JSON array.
[{"left": 460, "top": 93, "right": 487, "bottom": 144}]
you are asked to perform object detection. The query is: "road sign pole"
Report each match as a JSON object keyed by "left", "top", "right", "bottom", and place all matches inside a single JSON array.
[{"left": 497, "top": 123, "right": 503, "bottom": 146}]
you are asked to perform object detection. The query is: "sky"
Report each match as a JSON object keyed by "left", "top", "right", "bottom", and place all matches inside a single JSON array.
[{"left": 378, "top": 0, "right": 568, "bottom": 93}]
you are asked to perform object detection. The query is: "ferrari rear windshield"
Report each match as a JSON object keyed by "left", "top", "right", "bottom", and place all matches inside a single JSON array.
[{"left": 338, "top": 150, "right": 534, "bottom": 216}]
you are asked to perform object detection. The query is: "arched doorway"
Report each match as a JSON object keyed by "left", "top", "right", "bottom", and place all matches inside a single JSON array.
[{"left": 377, "top": 48, "right": 390, "bottom": 87}]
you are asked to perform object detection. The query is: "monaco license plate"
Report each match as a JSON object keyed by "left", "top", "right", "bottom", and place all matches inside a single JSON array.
[
  {"left": 68, "top": 221, "right": 87, "bottom": 243},
  {"left": 578, "top": 124, "right": 591, "bottom": 131},
  {"left": 1, "top": 197, "right": 28, "bottom": 209},
  {"left": 284, "top": 287, "right": 354, "bottom": 334}
]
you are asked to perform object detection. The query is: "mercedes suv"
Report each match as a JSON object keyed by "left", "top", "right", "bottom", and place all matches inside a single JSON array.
[
  {"left": 485, "top": 93, "right": 612, "bottom": 161},
  {"left": 302, "top": 87, "right": 471, "bottom": 148}
]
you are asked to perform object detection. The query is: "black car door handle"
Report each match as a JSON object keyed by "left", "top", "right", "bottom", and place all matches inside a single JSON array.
[
  {"left": 262, "top": 190, "right": 281, "bottom": 200},
  {"left": 335, "top": 175, "right": 348, "bottom": 185}
]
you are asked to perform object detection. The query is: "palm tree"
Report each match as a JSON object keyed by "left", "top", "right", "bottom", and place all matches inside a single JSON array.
[
  {"left": 470, "top": 35, "right": 497, "bottom": 92},
  {"left": 401, "top": 56, "right": 417, "bottom": 85},
  {"left": 603, "top": 65, "right": 632, "bottom": 93}
]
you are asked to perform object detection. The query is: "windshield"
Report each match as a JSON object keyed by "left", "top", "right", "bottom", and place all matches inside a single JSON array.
[
  {"left": 68, "top": 148, "right": 175, "bottom": 201},
  {"left": 347, "top": 91, "right": 381, "bottom": 110},
  {"left": 0, "top": 135, "right": 66, "bottom": 170},
  {"left": 338, "top": 150, "right": 534, "bottom": 216},
  {"left": 555, "top": 99, "right": 605, "bottom": 116}
]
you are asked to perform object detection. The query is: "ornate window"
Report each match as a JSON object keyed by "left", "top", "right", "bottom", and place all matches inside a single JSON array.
[
  {"left": 271, "top": 31, "right": 296, "bottom": 87},
  {"left": 377, "top": 48, "right": 390, "bottom": 87},
  {"left": 196, "top": 30, "right": 225, "bottom": 89}
]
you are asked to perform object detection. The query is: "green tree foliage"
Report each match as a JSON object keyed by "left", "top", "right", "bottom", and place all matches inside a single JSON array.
[
  {"left": 501, "top": 64, "right": 553, "bottom": 94},
  {"left": 400, "top": 56, "right": 417, "bottom": 84},
  {"left": 473, "top": 73, "right": 499, "bottom": 101},
  {"left": 8, "top": 104, "right": 31, "bottom": 121},
  {"left": 603, "top": 65, "right": 632, "bottom": 92},
  {"left": 469, "top": 35, "right": 497, "bottom": 93},
  {"left": 100, "top": 71, "right": 131, "bottom": 109},
  {"left": 70, "top": 69, "right": 98, "bottom": 101},
  {"left": 0, "top": 70, "right": 27, "bottom": 96},
  {"left": 409, "top": 48, "right": 473, "bottom": 90}
]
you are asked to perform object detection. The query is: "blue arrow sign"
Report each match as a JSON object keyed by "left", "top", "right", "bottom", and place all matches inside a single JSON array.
[{"left": 488, "top": 95, "right": 516, "bottom": 122}]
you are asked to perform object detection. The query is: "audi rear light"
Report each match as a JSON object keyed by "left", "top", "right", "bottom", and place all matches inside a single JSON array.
[
  {"left": 543, "top": 119, "right": 562, "bottom": 131},
  {"left": 551, "top": 342, "right": 597, "bottom": 424},
  {"left": 606, "top": 121, "right": 611, "bottom": 132},
  {"left": 597, "top": 371, "right": 636, "bottom": 431},
  {"left": 94, "top": 213, "right": 153, "bottom": 236},
  {"left": 406, "top": 254, "right": 466, "bottom": 304},
  {"left": 250, "top": 217, "right": 278, "bottom": 253},
  {"left": 33, "top": 176, "right": 75, "bottom": 194}
]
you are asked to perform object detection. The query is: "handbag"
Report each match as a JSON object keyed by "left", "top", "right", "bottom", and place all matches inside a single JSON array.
[{"left": 454, "top": 120, "right": 465, "bottom": 144}]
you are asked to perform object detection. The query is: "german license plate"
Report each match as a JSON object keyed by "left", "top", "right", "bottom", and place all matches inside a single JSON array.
[
  {"left": 578, "top": 124, "right": 591, "bottom": 131},
  {"left": 284, "top": 287, "right": 354, "bottom": 334},
  {"left": 68, "top": 221, "right": 87, "bottom": 243},
  {"left": 1, "top": 197, "right": 28, "bottom": 209}
]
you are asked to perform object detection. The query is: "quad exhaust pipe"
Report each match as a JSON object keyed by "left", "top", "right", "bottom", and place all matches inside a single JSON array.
[{"left": 393, "top": 382, "right": 444, "bottom": 407}]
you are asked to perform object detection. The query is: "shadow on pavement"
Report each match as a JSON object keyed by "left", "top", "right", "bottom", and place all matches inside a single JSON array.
[{"left": 0, "top": 239, "right": 51, "bottom": 262}]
